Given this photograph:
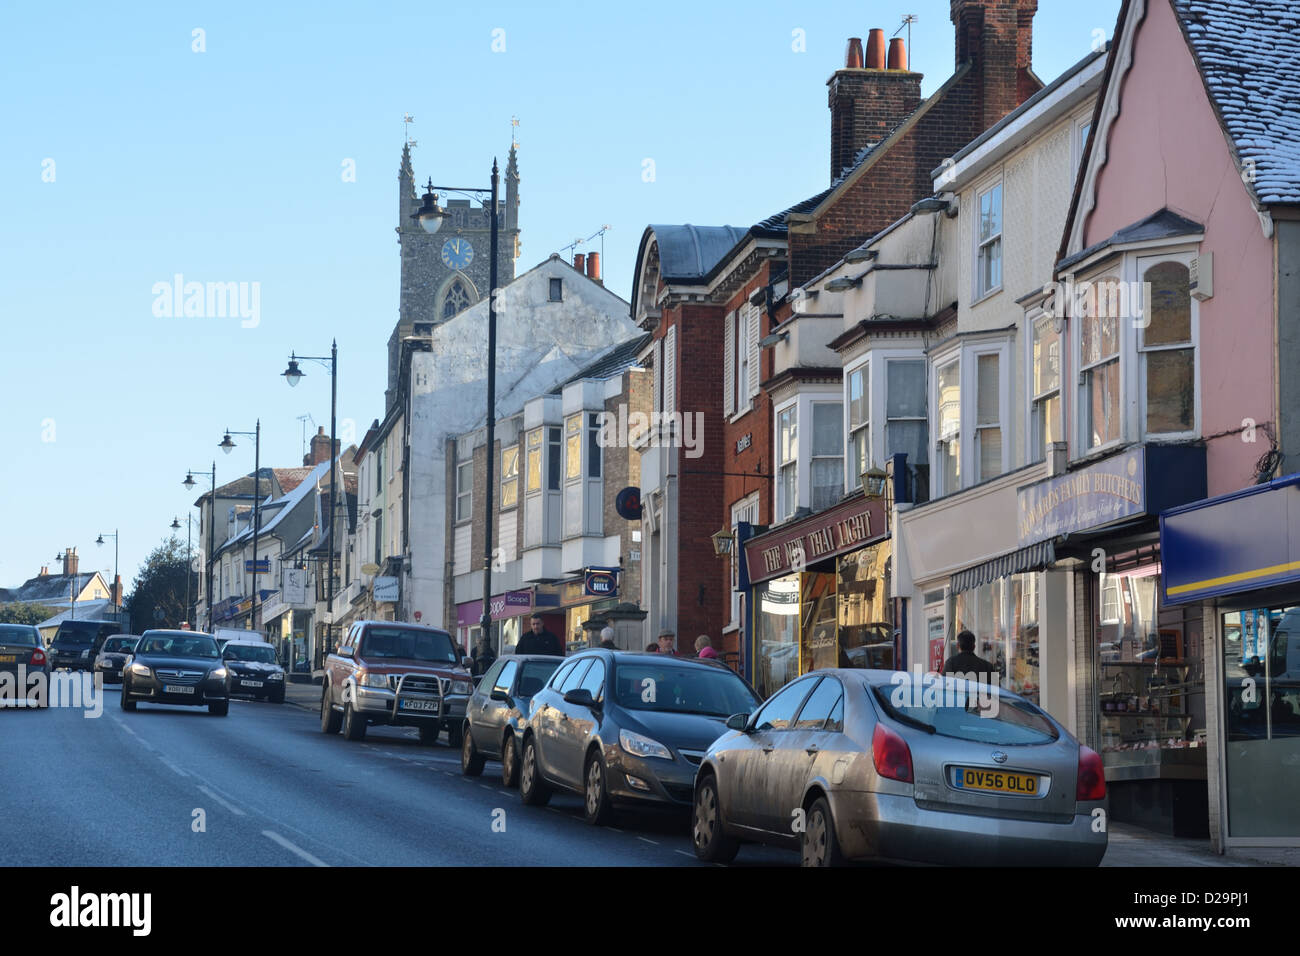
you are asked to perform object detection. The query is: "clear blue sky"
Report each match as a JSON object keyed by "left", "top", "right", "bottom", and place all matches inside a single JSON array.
[{"left": 0, "top": 0, "right": 1120, "bottom": 591}]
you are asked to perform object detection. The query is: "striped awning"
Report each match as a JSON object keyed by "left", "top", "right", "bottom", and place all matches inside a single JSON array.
[{"left": 950, "top": 541, "right": 1056, "bottom": 594}]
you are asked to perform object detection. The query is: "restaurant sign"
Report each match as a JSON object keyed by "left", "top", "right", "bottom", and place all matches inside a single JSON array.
[{"left": 743, "top": 496, "right": 887, "bottom": 585}]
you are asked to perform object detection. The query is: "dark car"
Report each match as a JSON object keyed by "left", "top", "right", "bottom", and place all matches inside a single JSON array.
[
  {"left": 461, "top": 654, "right": 563, "bottom": 786},
  {"left": 0, "top": 623, "right": 49, "bottom": 708},
  {"left": 93, "top": 635, "right": 139, "bottom": 684},
  {"left": 517, "top": 650, "right": 761, "bottom": 825},
  {"left": 222, "top": 640, "right": 286, "bottom": 703},
  {"left": 49, "top": 620, "right": 122, "bottom": 672},
  {"left": 121, "top": 630, "right": 230, "bottom": 715},
  {"left": 692, "top": 669, "right": 1107, "bottom": 867}
]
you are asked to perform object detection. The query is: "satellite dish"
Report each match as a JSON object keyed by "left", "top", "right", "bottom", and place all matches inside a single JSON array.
[{"left": 361, "top": 563, "right": 381, "bottom": 576}]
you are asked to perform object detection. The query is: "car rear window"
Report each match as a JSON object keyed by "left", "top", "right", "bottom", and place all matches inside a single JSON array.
[
  {"left": 55, "top": 623, "right": 98, "bottom": 644},
  {"left": 0, "top": 625, "right": 39, "bottom": 646},
  {"left": 102, "top": 638, "right": 137, "bottom": 653},
  {"left": 870, "top": 676, "right": 1059, "bottom": 746},
  {"left": 516, "top": 659, "right": 560, "bottom": 697}
]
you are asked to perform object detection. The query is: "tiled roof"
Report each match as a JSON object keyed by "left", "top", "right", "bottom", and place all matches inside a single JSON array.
[
  {"left": 752, "top": 188, "right": 834, "bottom": 236},
  {"left": 551, "top": 333, "right": 652, "bottom": 392},
  {"left": 7, "top": 573, "right": 102, "bottom": 605},
  {"left": 273, "top": 467, "right": 314, "bottom": 494},
  {"left": 1057, "top": 207, "right": 1204, "bottom": 271},
  {"left": 1173, "top": 0, "right": 1300, "bottom": 205}
]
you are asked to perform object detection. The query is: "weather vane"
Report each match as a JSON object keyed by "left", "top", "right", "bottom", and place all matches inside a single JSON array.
[
  {"left": 511, "top": 114, "right": 520, "bottom": 148},
  {"left": 404, "top": 113, "right": 416, "bottom": 148}
]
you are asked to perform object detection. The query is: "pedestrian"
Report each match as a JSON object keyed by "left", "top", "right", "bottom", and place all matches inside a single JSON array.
[
  {"left": 657, "top": 629, "right": 676, "bottom": 656},
  {"left": 471, "top": 634, "right": 496, "bottom": 677},
  {"left": 599, "top": 626, "right": 617, "bottom": 650},
  {"left": 694, "top": 635, "right": 717, "bottom": 660},
  {"left": 943, "top": 629, "right": 996, "bottom": 683},
  {"left": 644, "top": 642, "right": 660, "bottom": 653},
  {"left": 515, "top": 613, "right": 563, "bottom": 656}
]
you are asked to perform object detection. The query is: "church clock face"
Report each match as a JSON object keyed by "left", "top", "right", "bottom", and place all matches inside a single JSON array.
[{"left": 441, "top": 237, "right": 474, "bottom": 270}]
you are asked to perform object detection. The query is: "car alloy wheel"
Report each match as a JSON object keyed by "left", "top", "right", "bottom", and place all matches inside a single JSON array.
[
  {"left": 320, "top": 683, "right": 341, "bottom": 734},
  {"left": 801, "top": 797, "right": 844, "bottom": 867},
  {"left": 461, "top": 727, "right": 485, "bottom": 776},
  {"left": 692, "top": 775, "right": 740, "bottom": 863},
  {"left": 584, "top": 753, "right": 612, "bottom": 826},
  {"left": 120, "top": 681, "right": 136, "bottom": 712},
  {"left": 342, "top": 702, "right": 366, "bottom": 741},
  {"left": 501, "top": 734, "right": 519, "bottom": 788},
  {"left": 519, "top": 737, "right": 551, "bottom": 806}
]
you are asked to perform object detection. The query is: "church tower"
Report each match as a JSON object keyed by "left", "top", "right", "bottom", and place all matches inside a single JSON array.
[{"left": 387, "top": 142, "right": 521, "bottom": 406}]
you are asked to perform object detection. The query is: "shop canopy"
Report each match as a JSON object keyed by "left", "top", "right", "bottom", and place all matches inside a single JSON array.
[
  {"left": 950, "top": 540, "right": 1056, "bottom": 594},
  {"left": 1161, "top": 473, "right": 1300, "bottom": 605}
]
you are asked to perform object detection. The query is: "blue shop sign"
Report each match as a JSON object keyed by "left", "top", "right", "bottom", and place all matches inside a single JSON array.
[
  {"left": 1017, "top": 444, "right": 1206, "bottom": 547},
  {"left": 584, "top": 567, "right": 619, "bottom": 598},
  {"left": 1162, "top": 473, "right": 1300, "bottom": 605}
]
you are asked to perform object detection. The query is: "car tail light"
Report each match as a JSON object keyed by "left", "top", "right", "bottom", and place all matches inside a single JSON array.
[
  {"left": 1076, "top": 744, "right": 1106, "bottom": 801},
  {"left": 872, "top": 722, "right": 913, "bottom": 783},
  {"left": 30, "top": 648, "right": 46, "bottom": 667}
]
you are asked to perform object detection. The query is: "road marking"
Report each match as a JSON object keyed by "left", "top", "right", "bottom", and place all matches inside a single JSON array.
[
  {"left": 608, "top": 826, "right": 623, "bottom": 833},
  {"left": 479, "top": 785, "right": 494, "bottom": 791},
  {"left": 675, "top": 850, "right": 695, "bottom": 858},
  {"left": 637, "top": 837, "right": 660, "bottom": 846},
  {"left": 262, "top": 830, "right": 329, "bottom": 867},
  {"left": 198, "top": 786, "right": 246, "bottom": 816},
  {"left": 158, "top": 757, "right": 189, "bottom": 778},
  {"left": 498, "top": 790, "right": 511, "bottom": 797}
]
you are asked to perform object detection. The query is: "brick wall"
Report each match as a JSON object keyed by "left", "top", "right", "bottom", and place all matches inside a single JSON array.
[{"left": 829, "top": 69, "right": 923, "bottom": 180}]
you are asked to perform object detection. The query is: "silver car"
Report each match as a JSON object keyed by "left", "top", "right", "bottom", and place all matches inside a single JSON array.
[{"left": 692, "top": 669, "right": 1107, "bottom": 866}]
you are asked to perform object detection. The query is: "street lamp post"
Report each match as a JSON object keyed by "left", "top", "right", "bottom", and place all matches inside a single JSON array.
[
  {"left": 412, "top": 164, "right": 499, "bottom": 645},
  {"left": 170, "top": 515, "right": 194, "bottom": 627},
  {"left": 282, "top": 342, "right": 338, "bottom": 660},
  {"left": 94, "top": 530, "right": 119, "bottom": 623},
  {"left": 183, "top": 463, "right": 217, "bottom": 632},
  {"left": 220, "top": 423, "right": 262, "bottom": 634}
]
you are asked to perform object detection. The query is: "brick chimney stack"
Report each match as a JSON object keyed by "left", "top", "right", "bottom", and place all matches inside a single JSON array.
[
  {"left": 585, "top": 252, "right": 602, "bottom": 284},
  {"left": 64, "top": 547, "right": 79, "bottom": 577},
  {"left": 305, "top": 426, "right": 339, "bottom": 466},
  {"left": 828, "top": 29, "right": 922, "bottom": 181},
  {"left": 38, "top": 565, "right": 49, "bottom": 577},
  {"left": 951, "top": 0, "right": 1039, "bottom": 130}
]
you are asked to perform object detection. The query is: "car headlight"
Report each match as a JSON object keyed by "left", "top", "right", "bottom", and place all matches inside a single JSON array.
[
  {"left": 362, "top": 672, "right": 390, "bottom": 688},
  {"left": 129, "top": 663, "right": 152, "bottom": 678},
  {"left": 451, "top": 680, "right": 472, "bottom": 695},
  {"left": 267, "top": 672, "right": 285, "bottom": 681},
  {"left": 619, "top": 729, "right": 672, "bottom": 761},
  {"left": 211, "top": 667, "right": 228, "bottom": 680}
]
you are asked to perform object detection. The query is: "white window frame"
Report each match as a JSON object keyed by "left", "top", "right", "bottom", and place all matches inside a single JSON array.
[
  {"left": 877, "top": 351, "right": 929, "bottom": 483},
  {"left": 974, "top": 177, "right": 1004, "bottom": 302},
  {"left": 456, "top": 459, "right": 473, "bottom": 524},
  {"left": 970, "top": 342, "right": 1009, "bottom": 483},
  {"left": 932, "top": 351, "right": 961, "bottom": 498},
  {"left": 1068, "top": 246, "right": 1200, "bottom": 459},
  {"left": 1072, "top": 112, "right": 1093, "bottom": 179},
  {"left": 845, "top": 359, "right": 869, "bottom": 492},
  {"left": 729, "top": 492, "right": 760, "bottom": 627},
  {"left": 776, "top": 400, "right": 798, "bottom": 521},
  {"left": 809, "top": 400, "right": 844, "bottom": 512},
  {"left": 500, "top": 442, "right": 520, "bottom": 510},
  {"left": 1027, "top": 309, "right": 1061, "bottom": 463}
]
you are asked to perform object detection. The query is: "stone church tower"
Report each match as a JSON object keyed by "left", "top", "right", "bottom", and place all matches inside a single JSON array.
[{"left": 386, "top": 141, "right": 521, "bottom": 405}]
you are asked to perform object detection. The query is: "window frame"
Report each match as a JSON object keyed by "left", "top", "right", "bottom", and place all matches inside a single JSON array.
[
  {"left": 776, "top": 401, "right": 798, "bottom": 521},
  {"left": 729, "top": 492, "right": 760, "bottom": 627},
  {"left": 1136, "top": 253, "right": 1198, "bottom": 441},
  {"left": 500, "top": 442, "right": 520, "bottom": 510},
  {"left": 974, "top": 178, "right": 1004, "bottom": 302},
  {"left": 456, "top": 459, "right": 473, "bottom": 525},
  {"left": 548, "top": 277, "right": 563, "bottom": 302},
  {"left": 1027, "top": 310, "right": 1061, "bottom": 464},
  {"left": 845, "top": 360, "right": 869, "bottom": 492},
  {"left": 933, "top": 352, "right": 962, "bottom": 497},
  {"left": 809, "top": 400, "right": 845, "bottom": 512},
  {"left": 970, "top": 343, "right": 1009, "bottom": 482}
]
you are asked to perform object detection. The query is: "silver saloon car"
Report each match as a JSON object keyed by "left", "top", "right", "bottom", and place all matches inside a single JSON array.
[{"left": 692, "top": 669, "right": 1107, "bottom": 867}]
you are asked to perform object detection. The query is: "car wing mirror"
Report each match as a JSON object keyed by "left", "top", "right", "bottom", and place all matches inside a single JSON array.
[
  {"left": 726, "top": 713, "right": 751, "bottom": 732},
  {"left": 462, "top": 656, "right": 474, "bottom": 669},
  {"left": 489, "top": 688, "right": 510, "bottom": 703},
  {"left": 563, "top": 688, "right": 596, "bottom": 708}
]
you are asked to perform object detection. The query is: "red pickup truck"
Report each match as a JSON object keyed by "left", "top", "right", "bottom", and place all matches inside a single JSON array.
[{"left": 321, "top": 620, "right": 474, "bottom": 746}]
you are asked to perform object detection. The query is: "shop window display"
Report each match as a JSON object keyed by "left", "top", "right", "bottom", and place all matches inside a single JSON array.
[
  {"left": 1095, "top": 561, "right": 1205, "bottom": 759},
  {"left": 755, "top": 574, "right": 799, "bottom": 699},
  {"left": 837, "top": 543, "right": 893, "bottom": 670},
  {"left": 799, "top": 571, "right": 838, "bottom": 674},
  {"left": 952, "top": 573, "right": 1040, "bottom": 703}
]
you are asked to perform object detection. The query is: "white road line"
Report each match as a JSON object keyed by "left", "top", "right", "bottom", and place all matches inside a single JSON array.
[
  {"left": 158, "top": 757, "right": 189, "bottom": 778},
  {"left": 498, "top": 790, "right": 511, "bottom": 797},
  {"left": 198, "top": 785, "right": 246, "bottom": 816},
  {"left": 675, "top": 850, "right": 695, "bottom": 858},
  {"left": 262, "top": 830, "right": 329, "bottom": 867},
  {"left": 637, "top": 837, "right": 660, "bottom": 846},
  {"left": 479, "top": 785, "right": 494, "bottom": 791}
]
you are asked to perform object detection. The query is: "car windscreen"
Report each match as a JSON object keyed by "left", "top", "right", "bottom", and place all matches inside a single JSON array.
[
  {"left": 137, "top": 636, "right": 220, "bottom": 659},
  {"left": 516, "top": 659, "right": 561, "bottom": 697},
  {"left": 102, "top": 638, "right": 137, "bottom": 653},
  {"left": 870, "top": 676, "right": 1059, "bottom": 745},
  {"left": 612, "top": 662, "right": 758, "bottom": 717},
  {"left": 360, "top": 627, "right": 457, "bottom": 663},
  {"left": 54, "top": 623, "right": 98, "bottom": 645},
  {"left": 225, "top": 644, "right": 277, "bottom": 663},
  {"left": 0, "top": 625, "right": 39, "bottom": 646}
]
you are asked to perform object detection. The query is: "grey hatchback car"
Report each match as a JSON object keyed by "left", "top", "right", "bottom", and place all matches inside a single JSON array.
[
  {"left": 693, "top": 669, "right": 1107, "bottom": 866},
  {"left": 461, "top": 654, "right": 563, "bottom": 786},
  {"left": 518, "top": 650, "right": 761, "bottom": 825}
]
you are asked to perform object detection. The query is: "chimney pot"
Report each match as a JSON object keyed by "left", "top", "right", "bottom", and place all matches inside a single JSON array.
[
  {"left": 845, "top": 37, "right": 864, "bottom": 68},
  {"left": 574, "top": 253, "right": 586, "bottom": 273},
  {"left": 586, "top": 252, "right": 601, "bottom": 282},
  {"left": 865, "top": 29, "right": 886, "bottom": 69},
  {"left": 888, "top": 37, "right": 907, "bottom": 70}
]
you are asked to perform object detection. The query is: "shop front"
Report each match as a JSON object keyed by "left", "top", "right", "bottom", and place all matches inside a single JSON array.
[
  {"left": 1018, "top": 443, "right": 1207, "bottom": 835},
  {"left": 1162, "top": 473, "right": 1300, "bottom": 846},
  {"left": 743, "top": 495, "right": 891, "bottom": 700},
  {"left": 456, "top": 590, "right": 533, "bottom": 656}
]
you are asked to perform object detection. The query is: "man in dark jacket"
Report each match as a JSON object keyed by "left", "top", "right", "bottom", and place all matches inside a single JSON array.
[
  {"left": 943, "top": 630, "right": 996, "bottom": 683},
  {"left": 515, "top": 614, "right": 562, "bottom": 656}
]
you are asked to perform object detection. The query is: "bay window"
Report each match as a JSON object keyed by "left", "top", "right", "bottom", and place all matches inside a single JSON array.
[
  {"left": 886, "top": 359, "right": 928, "bottom": 496},
  {"left": 1030, "top": 313, "right": 1061, "bottom": 461},
  {"left": 811, "top": 403, "right": 844, "bottom": 511},
  {"left": 1078, "top": 274, "right": 1122, "bottom": 450},
  {"left": 1139, "top": 259, "right": 1194, "bottom": 435},
  {"left": 975, "top": 353, "right": 1002, "bottom": 480},
  {"left": 847, "top": 365, "right": 869, "bottom": 491},
  {"left": 936, "top": 359, "right": 960, "bottom": 495},
  {"left": 501, "top": 443, "right": 519, "bottom": 509}
]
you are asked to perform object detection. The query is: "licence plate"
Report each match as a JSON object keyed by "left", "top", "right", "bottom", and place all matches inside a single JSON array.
[
  {"left": 0, "top": 656, "right": 15, "bottom": 663},
  {"left": 163, "top": 685, "right": 196, "bottom": 695},
  {"left": 952, "top": 767, "right": 1040, "bottom": 795},
  {"left": 400, "top": 699, "right": 438, "bottom": 712},
  {"left": 241, "top": 680, "right": 264, "bottom": 688}
]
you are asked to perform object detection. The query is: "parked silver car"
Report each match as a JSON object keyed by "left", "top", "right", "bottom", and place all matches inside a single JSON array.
[
  {"left": 692, "top": 669, "right": 1107, "bottom": 866},
  {"left": 461, "top": 654, "right": 563, "bottom": 786}
]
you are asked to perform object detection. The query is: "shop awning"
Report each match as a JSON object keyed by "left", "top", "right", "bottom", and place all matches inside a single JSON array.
[{"left": 951, "top": 541, "right": 1056, "bottom": 594}]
